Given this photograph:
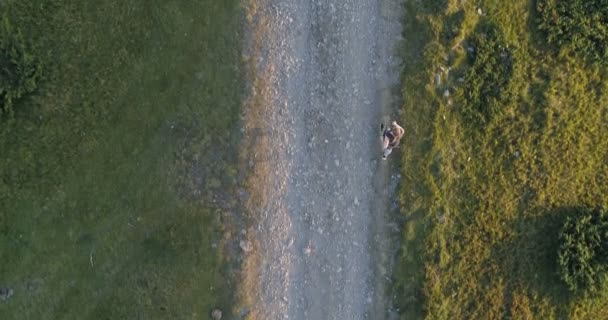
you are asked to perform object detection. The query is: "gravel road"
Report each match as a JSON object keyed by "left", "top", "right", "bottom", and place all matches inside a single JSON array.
[{"left": 241, "top": 0, "right": 402, "bottom": 319}]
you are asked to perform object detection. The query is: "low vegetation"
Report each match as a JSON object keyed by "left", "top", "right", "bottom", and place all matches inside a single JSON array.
[
  {"left": 537, "top": 0, "right": 608, "bottom": 63},
  {"left": 0, "top": 15, "right": 40, "bottom": 118},
  {"left": 395, "top": 0, "right": 608, "bottom": 319},
  {"left": 0, "top": 1, "right": 242, "bottom": 319},
  {"left": 558, "top": 207, "right": 608, "bottom": 293},
  {"left": 456, "top": 21, "right": 514, "bottom": 127}
]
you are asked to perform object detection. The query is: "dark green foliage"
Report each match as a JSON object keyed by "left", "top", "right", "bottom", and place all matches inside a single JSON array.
[
  {"left": 420, "top": 0, "right": 447, "bottom": 14},
  {"left": 0, "top": 15, "right": 41, "bottom": 118},
  {"left": 458, "top": 21, "right": 513, "bottom": 127},
  {"left": 558, "top": 207, "right": 608, "bottom": 292},
  {"left": 442, "top": 10, "right": 465, "bottom": 44},
  {"left": 537, "top": 0, "right": 608, "bottom": 63}
]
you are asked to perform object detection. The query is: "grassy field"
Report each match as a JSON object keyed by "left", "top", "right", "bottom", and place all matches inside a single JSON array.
[
  {"left": 394, "top": 0, "right": 608, "bottom": 319},
  {"left": 0, "top": 1, "right": 242, "bottom": 319}
]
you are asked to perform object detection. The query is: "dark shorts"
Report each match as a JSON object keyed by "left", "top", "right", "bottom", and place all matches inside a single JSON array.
[{"left": 383, "top": 130, "right": 394, "bottom": 141}]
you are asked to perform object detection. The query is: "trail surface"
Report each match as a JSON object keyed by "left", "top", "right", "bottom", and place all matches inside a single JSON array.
[{"left": 241, "top": 0, "right": 402, "bottom": 319}]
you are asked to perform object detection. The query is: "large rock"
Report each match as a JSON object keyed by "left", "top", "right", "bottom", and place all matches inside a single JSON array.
[
  {"left": 211, "top": 308, "right": 223, "bottom": 320},
  {"left": 0, "top": 287, "right": 13, "bottom": 301},
  {"left": 239, "top": 240, "right": 253, "bottom": 253}
]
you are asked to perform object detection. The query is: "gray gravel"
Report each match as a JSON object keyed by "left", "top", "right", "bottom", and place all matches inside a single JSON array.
[{"left": 242, "top": 0, "right": 402, "bottom": 319}]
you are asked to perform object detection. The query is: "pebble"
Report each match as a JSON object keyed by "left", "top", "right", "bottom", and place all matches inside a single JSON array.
[{"left": 304, "top": 244, "right": 312, "bottom": 256}]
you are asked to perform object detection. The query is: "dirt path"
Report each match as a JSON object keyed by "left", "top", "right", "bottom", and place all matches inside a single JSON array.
[{"left": 241, "top": 0, "right": 402, "bottom": 319}]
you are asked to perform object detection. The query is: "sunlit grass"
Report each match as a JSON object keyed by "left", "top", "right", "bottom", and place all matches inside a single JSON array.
[{"left": 395, "top": 0, "right": 608, "bottom": 319}]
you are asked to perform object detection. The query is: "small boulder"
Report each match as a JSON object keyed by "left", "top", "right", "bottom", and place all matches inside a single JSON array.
[
  {"left": 239, "top": 240, "right": 253, "bottom": 253},
  {"left": 438, "top": 214, "right": 446, "bottom": 224},
  {"left": 211, "top": 308, "right": 223, "bottom": 320}
]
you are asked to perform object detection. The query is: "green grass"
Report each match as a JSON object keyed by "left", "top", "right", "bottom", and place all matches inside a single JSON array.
[
  {"left": 395, "top": 0, "right": 608, "bottom": 319},
  {"left": 0, "top": 1, "right": 242, "bottom": 319}
]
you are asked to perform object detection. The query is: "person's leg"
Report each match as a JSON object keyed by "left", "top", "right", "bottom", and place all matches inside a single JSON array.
[
  {"left": 382, "top": 147, "right": 392, "bottom": 159},
  {"left": 382, "top": 135, "right": 389, "bottom": 149}
]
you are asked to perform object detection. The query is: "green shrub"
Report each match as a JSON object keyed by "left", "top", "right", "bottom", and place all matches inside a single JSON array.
[
  {"left": 442, "top": 10, "right": 465, "bottom": 45},
  {"left": 537, "top": 0, "right": 608, "bottom": 63},
  {"left": 458, "top": 21, "right": 513, "bottom": 126},
  {"left": 0, "top": 15, "right": 41, "bottom": 118},
  {"left": 558, "top": 207, "right": 608, "bottom": 293}
]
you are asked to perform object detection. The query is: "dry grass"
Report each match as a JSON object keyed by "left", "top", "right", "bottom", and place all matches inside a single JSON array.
[{"left": 237, "top": 1, "right": 276, "bottom": 318}]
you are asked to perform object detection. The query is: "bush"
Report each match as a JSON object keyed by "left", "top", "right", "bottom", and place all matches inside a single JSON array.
[
  {"left": 558, "top": 207, "right": 608, "bottom": 292},
  {"left": 458, "top": 21, "right": 514, "bottom": 126},
  {"left": 442, "top": 10, "right": 465, "bottom": 45},
  {"left": 0, "top": 15, "right": 41, "bottom": 118},
  {"left": 537, "top": 0, "right": 608, "bottom": 63}
]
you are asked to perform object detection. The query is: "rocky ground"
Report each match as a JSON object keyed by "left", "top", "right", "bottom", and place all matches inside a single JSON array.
[{"left": 240, "top": 0, "right": 403, "bottom": 319}]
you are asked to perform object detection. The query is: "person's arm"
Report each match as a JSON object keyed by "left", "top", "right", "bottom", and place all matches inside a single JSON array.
[
  {"left": 390, "top": 122, "right": 404, "bottom": 137},
  {"left": 390, "top": 125, "right": 405, "bottom": 147},
  {"left": 396, "top": 126, "right": 405, "bottom": 139}
]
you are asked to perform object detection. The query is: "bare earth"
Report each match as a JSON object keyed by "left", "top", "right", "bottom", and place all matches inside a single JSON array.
[{"left": 241, "top": 0, "right": 403, "bottom": 319}]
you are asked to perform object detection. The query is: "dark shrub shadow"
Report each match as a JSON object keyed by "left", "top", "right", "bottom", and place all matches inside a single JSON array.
[
  {"left": 492, "top": 206, "right": 585, "bottom": 315},
  {"left": 527, "top": 0, "right": 552, "bottom": 54},
  {"left": 457, "top": 20, "right": 515, "bottom": 129},
  {"left": 442, "top": 9, "right": 465, "bottom": 45}
]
